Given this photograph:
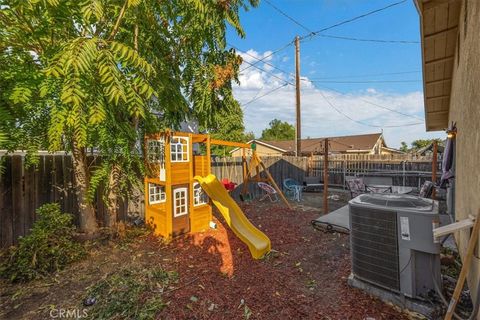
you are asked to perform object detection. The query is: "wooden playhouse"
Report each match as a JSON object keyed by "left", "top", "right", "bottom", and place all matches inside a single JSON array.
[
  {"left": 144, "top": 131, "right": 289, "bottom": 240},
  {"left": 144, "top": 131, "right": 214, "bottom": 237}
]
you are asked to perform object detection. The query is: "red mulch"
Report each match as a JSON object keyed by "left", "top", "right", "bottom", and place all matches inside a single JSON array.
[
  {"left": 148, "top": 202, "right": 408, "bottom": 320},
  {"left": 0, "top": 201, "right": 409, "bottom": 319}
]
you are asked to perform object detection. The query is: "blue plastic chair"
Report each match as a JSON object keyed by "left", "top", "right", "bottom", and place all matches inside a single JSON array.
[{"left": 283, "top": 178, "right": 303, "bottom": 202}]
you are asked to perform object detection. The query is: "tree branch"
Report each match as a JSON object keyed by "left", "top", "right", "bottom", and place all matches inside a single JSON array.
[{"left": 108, "top": 0, "right": 129, "bottom": 40}]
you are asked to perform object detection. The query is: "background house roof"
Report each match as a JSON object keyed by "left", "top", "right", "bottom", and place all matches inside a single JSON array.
[{"left": 258, "top": 132, "right": 386, "bottom": 154}]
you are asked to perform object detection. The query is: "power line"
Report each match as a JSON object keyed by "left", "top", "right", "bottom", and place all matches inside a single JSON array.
[
  {"left": 318, "top": 90, "right": 423, "bottom": 128},
  {"left": 314, "top": 83, "right": 425, "bottom": 121},
  {"left": 263, "top": 0, "right": 312, "bottom": 33},
  {"left": 242, "top": 83, "right": 290, "bottom": 110},
  {"left": 309, "top": 70, "right": 420, "bottom": 80},
  {"left": 315, "top": 33, "right": 419, "bottom": 44},
  {"left": 239, "top": 41, "right": 294, "bottom": 73},
  {"left": 307, "top": 79, "right": 421, "bottom": 84},
  {"left": 241, "top": 58, "right": 294, "bottom": 86},
  {"left": 299, "top": 0, "right": 408, "bottom": 41},
  {"left": 228, "top": 42, "right": 294, "bottom": 78},
  {"left": 237, "top": 0, "right": 410, "bottom": 77}
]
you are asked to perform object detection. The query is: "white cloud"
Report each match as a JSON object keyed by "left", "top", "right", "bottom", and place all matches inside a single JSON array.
[{"left": 234, "top": 49, "right": 444, "bottom": 148}]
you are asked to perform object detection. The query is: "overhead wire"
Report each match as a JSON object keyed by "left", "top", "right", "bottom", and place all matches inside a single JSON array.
[
  {"left": 239, "top": 41, "right": 294, "bottom": 73},
  {"left": 240, "top": 58, "right": 294, "bottom": 86},
  {"left": 309, "top": 70, "right": 421, "bottom": 80},
  {"left": 238, "top": 0, "right": 410, "bottom": 74},
  {"left": 313, "top": 83, "right": 425, "bottom": 121},
  {"left": 299, "top": 0, "right": 408, "bottom": 41},
  {"left": 227, "top": 42, "right": 294, "bottom": 78},
  {"left": 317, "top": 90, "right": 423, "bottom": 128},
  {"left": 315, "top": 33, "right": 419, "bottom": 44},
  {"left": 263, "top": 0, "right": 313, "bottom": 33},
  {"left": 308, "top": 79, "right": 421, "bottom": 84},
  {"left": 236, "top": 0, "right": 420, "bottom": 125},
  {"left": 242, "top": 83, "right": 290, "bottom": 110}
]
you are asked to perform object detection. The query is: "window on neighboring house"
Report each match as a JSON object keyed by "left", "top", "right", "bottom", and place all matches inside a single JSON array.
[
  {"left": 170, "top": 136, "right": 189, "bottom": 162},
  {"left": 147, "top": 138, "right": 165, "bottom": 168},
  {"left": 149, "top": 183, "right": 166, "bottom": 204},
  {"left": 193, "top": 182, "right": 208, "bottom": 206}
]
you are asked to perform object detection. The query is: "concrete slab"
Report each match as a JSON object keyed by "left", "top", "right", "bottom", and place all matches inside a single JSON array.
[
  {"left": 348, "top": 274, "right": 444, "bottom": 319},
  {"left": 311, "top": 204, "right": 350, "bottom": 233}
]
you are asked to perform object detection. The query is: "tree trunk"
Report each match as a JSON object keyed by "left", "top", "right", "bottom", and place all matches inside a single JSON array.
[
  {"left": 106, "top": 164, "right": 121, "bottom": 229},
  {"left": 71, "top": 141, "right": 98, "bottom": 234}
]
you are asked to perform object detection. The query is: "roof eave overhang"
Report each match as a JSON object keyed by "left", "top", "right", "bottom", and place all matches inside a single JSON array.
[{"left": 416, "top": 0, "right": 461, "bottom": 132}]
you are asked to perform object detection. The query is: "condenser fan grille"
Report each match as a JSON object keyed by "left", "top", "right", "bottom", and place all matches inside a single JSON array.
[
  {"left": 350, "top": 206, "right": 400, "bottom": 291},
  {"left": 354, "top": 194, "right": 433, "bottom": 210}
]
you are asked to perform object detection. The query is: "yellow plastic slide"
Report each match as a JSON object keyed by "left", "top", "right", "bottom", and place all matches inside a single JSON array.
[{"left": 194, "top": 174, "right": 271, "bottom": 259}]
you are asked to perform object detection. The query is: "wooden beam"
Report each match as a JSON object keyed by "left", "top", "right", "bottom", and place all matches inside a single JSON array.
[
  {"left": 433, "top": 218, "right": 475, "bottom": 239},
  {"left": 255, "top": 153, "right": 292, "bottom": 209},
  {"left": 210, "top": 139, "right": 251, "bottom": 149},
  {"left": 445, "top": 210, "right": 480, "bottom": 320}
]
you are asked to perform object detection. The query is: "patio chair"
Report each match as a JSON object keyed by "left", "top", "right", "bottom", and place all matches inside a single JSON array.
[
  {"left": 257, "top": 182, "right": 279, "bottom": 202},
  {"left": 345, "top": 177, "right": 366, "bottom": 199},
  {"left": 365, "top": 185, "right": 393, "bottom": 194},
  {"left": 283, "top": 178, "right": 303, "bottom": 202},
  {"left": 419, "top": 181, "right": 435, "bottom": 198}
]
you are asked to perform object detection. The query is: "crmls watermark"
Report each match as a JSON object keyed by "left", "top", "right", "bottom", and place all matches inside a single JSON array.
[{"left": 49, "top": 308, "right": 88, "bottom": 319}]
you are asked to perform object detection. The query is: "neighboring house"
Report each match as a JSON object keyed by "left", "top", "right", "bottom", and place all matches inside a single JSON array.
[
  {"left": 230, "top": 132, "right": 403, "bottom": 157},
  {"left": 416, "top": 0, "right": 480, "bottom": 304}
]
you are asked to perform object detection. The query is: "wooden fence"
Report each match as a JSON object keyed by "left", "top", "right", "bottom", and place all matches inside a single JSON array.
[
  {"left": 211, "top": 156, "right": 308, "bottom": 199},
  {"left": 0, "top": 155, "right": 139, "bottom": 247},
  {"left": 1, "top": 154, "right": 437, "bottom": 247},
  {"left": 308, "top": 156, "right": 439, "bottom": 189}
]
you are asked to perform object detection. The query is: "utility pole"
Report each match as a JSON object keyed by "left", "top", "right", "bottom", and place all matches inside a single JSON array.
[
  {"left": 295, "top": 36, "right": 301, "bottom": 157},
  {"left": 323, "top": 138, "right": 329, "bottom": 214}
]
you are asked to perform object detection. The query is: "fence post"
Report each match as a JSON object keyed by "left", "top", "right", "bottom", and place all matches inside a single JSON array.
[
  {"left": 402, "top": 161, "right": 406, "bottom": 187},
  {"left": 323, "top": 139, "right": 329, "bottom": 215},
  {"left": 342, "top": 160, "right": 346, "bottom": 189}
]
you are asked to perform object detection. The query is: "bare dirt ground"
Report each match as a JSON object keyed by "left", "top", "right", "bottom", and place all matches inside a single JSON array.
[{"left": 0, "top": 194, "right": 409, "bottom": 320}]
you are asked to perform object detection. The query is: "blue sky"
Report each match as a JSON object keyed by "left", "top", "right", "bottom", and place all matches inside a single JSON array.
[{"left": 226, "top": 0, "right": 444, "bottom": 148}]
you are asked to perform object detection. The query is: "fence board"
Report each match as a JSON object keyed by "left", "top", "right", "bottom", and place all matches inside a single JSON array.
[
  {"left": 1, "top": 157, "right": 13, "bottom": 247},
  {"left": 11, "top": 156, "right": 24, "bottom": 244}
]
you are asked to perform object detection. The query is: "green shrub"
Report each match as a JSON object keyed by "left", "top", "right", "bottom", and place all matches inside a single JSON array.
[{"left": 0, "top": 203, "right": 85, "bottom": 282}]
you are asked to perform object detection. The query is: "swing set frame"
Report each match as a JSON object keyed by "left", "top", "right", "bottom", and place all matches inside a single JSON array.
[{"left": 210, "top": 139, "right": 292, "bottom": 209}]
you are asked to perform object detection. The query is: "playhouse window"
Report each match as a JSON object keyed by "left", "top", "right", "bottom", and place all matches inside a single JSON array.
[
  {"left": 173, "top": 187, "right": 188, "bottom": 217},
  {"left": 147, "top": 139, "right": 165, "bottom": 166},
  {"left": 170, "top": 136, "right": 189, "bottom": 162},
  {"left": 149, "top": 183, "right": 166, "bottom": 204},
  {"left": 193, "top": 182, "right": 208, "bottom": 206}
]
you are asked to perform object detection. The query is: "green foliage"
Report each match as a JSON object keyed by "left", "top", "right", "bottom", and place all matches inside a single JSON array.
[
  {"left": 260, "top": 119, "right": 295, "bottom": 141},
  {"left": 244, "top": 131, "right": 255, "bottom": 141},
  {"left": 206, "top": 98, "right": 253, "bottom": 156},
  {"left": 410, "top": 138, "right": 442, "bottom": 150},
  {"left": 400, "top": 141, "right": 409, "bottom": 153},
  {"left": 0, "top": 0, "right": 259, "bottom": 225},
  {"left": 0, "top": 203, "right": 85, "bottom": 282},
  {"left": 86, "top": 267, "right": 178, "bottom": 319},
  {"left": 400, "top": 138, "right": 442, "bottom": 152}
]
